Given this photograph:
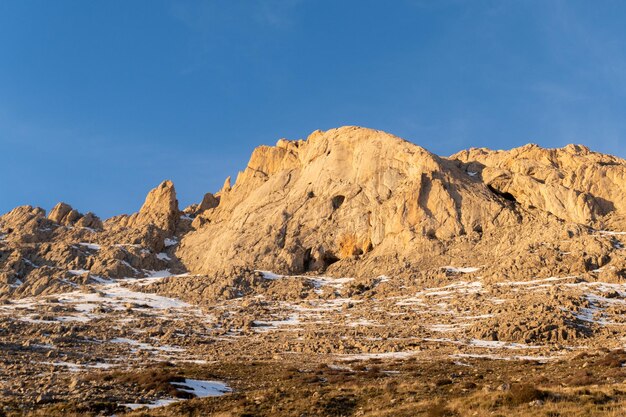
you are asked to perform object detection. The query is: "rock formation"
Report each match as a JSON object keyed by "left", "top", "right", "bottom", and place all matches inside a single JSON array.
[
  {"left": 110, "top": 180, "right": 180, "bottom": 234},
  {"left": 48, "top": 202, "right": 103, "bottom": 229},
  {"left": 176, "top": 126, "right": 626, "bottom": 278},
  {"left": 179, "top": 127, "right": 513, "bottom": 275},
  {"left": 2, "top": 126, "right": 626, "bottom": 295},
  {"left": 4, "top": 126, "right": 626, "bottom": 414},
  {"left": 0, "top": 181, "right": 186, "bottom": 298},
  {"left": 452, "top": 143, "right": 626, "bottom": 228}
]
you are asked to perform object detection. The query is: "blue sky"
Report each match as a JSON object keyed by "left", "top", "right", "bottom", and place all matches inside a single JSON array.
[{"left": 2, "top": 0, "right": 626, "bottom": 218}]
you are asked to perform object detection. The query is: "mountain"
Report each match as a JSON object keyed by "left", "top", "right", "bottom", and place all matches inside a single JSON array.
[
  {"left": 3, "top": 126, "right": 626, "bottom": 414},
  {"left": 2, "top": 126, "right": 625, "bottom": 298},
  {"left": 177, "top": 126, "right": 626, "bottom": 282}
]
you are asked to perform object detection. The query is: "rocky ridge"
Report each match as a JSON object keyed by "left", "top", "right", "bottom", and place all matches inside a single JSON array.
[
  {"left": 2, "top": 126, "right": 626, "bottom": 297},
  {"left": 0, "top": 180, "right": 187, "bottom": 298},
  {"left": 3, "top": 126, "right": 626, "bottom": 413}
]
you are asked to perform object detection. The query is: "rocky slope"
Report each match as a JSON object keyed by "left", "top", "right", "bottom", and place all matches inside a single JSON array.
[
  {"left": 177, "top": 126, "right": 626, "bottom": 281},
  {"left": 3, "top": 126, "right": 626, "bottom": 414},
  {"left": 0, "top": 180, "right": 188, "bottom": 298},
  {"left": 2, "top": 126, "right": 626, "bottom": 296}
]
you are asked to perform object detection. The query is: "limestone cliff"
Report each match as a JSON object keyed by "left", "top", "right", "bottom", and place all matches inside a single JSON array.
[
  {"left": 452, "top": 144, "right": 626, "bottom": 227},
  {"left": 178, "top": 127, "right": 519, "bottom": 275}
]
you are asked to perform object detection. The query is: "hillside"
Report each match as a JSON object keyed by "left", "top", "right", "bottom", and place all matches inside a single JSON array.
[{"left": 2, "top": 126, "right": 626, "bottom": 416}]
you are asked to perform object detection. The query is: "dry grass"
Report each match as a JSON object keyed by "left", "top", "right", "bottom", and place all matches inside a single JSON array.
[{"left": 10, "top": 353, "right": 626, "bottom": 417}]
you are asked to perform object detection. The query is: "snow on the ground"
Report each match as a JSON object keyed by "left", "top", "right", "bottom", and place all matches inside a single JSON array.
[
  {"left": 257, "top": 270, "right": 282, "bottom": 280},
  {"left": 164, "top": 238, "right": 178, "bottom": 247},
  {"left": 90, "top": 275, "right": 113, "bottom": 284},
  {"left": 468, "top": 339, "right": 542, "bottom": 349},
  {"left": 254, "top": 315, "right": 301, "bottom": 331},
  {"left": 122, "top": 379, "right": 230, "bottom": 410},
  {"left": 68, "top": 269, "right": 89, "bottom": 275},
  {"left": 307, "top": 276, "right": 355, "bottom": 291},
  {"left": 347, "top": 319, "right": 381, "bottom": 327},
  {"left": 443, "top": 266, "right": 481, "bottom": 273},
  {"left": 497, "top": 276, "right": 576, "bottom": 286},
  {"left": 144, "top": 269, "right": 173, "bottom": 278},
  {"left": 78, "top": 242, "right": 101, "bottom": 250},
  {"left": 337, "top": 351, "right": 420, "bottom": 361},
  {"left": 20, "top": 315, "right": 91, "bottom": 324},
  {"left": 28, "top": 278, "right": 192, "bottom": 320},
  {"left": 256, "top": 271, "right": 355, "bottom": 294},
  {"left": 109, "top": 337, "right": 184, "bottom": 353},
  {"left": 429, "top": 324, "right": 470, "bottom": 332},
  {"left": 9, "top": 278, "right": 23, "bottom": 288},
  {"left": 156, "top": 252, "right": 171, "bottom": 261},
  {"left": 171, "top": 379, "right": 232, "bottom": 397},
  {"left": 39, "top": 361, "right": 115, "bottom": 372},
  {"left": 451, "top": 353, "right": 554, "bottom": 362},
  {"left": 23, "top": 259, "right": 39, "bottom": 268},
  {"left": 404, "top": 281, "right": 483, "bottom": 300},
  {"left": 122, "top": 399, "right": 179, "bottom": 410}
]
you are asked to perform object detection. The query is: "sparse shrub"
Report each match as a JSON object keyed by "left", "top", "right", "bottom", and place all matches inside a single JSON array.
[
  {"left": 435, "top": 378, "right": 453, "bottom": 387},
  {"left": 503, "top": 384, "right": 548, "bottom": 406},
  {"left": 564, "top": 370, "right": 597, "bottom": 386},
  {"left": 425, "top": 401, "right": 457, "bottom": 417},
  {"left": 321, "top": 395, "right": 357, "bottom": 417},
  {"left": 597, "top": 349, "right": 626, "bottom": 368},
  {"left": 87, "top": 364, "right": 191, "bottom": 399}
]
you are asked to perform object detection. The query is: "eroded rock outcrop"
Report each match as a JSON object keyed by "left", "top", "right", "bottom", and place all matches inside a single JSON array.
[
  {"left": 178, "top": 127, "right": 522, "bottom": 275},
  {"left": 111, "top": 180, "right": 180, "bottom": 234},
  {"left": 452, "top": 143, "right": 626, "bottom": 228},
  {"left": 48, "top": 202, "right": 103, "bottom": 229},
  {"left": 0, "top": 181, "right": 186, "bottom": 298},
  {"left": 2, "top": 126, "right": 626, "bottom": 301}
]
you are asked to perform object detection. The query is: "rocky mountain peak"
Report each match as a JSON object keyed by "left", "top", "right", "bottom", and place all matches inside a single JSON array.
[
  {"left": 47, "top": 202, "right": 103, "bottom": 229},
  {"left": 133, "top": 180, "right": 179, "bottom": 233},
  {"left": 177, "top": 126, "right": 515, "bottom": 276}
]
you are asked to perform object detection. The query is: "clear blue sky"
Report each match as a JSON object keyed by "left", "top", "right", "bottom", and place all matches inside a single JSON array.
[{"left": 2, "top": 1, "right": 626, "bottom": 218}]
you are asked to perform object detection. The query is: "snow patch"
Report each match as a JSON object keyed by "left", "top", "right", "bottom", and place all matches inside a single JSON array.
[
  {"left": 257, "top": 270, "right": 282, "bottom": 280},
  {"left": 122, "top": 379, "right": 230, "bottom": 410},
  {"left": 337, "top": 351, "right": 419, "bottom": 361},
  {"left": 443, "top": 266, "right": 481, "bottom": 274},
  {"left": 171, "top": 379, "right": 232, "bottom": 397},
  {"left": 109, "top": 337, "right": 184, "bottom": 352},
  {"left": 78, "top": 242, "right": 101, "bottom": 250},
  {"left": 123, "top": 399, "right": 178, "bottom": 410}
]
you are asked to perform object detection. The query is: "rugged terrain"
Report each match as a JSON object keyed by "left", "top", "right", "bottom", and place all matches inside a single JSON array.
[{"left": 2, "top": 126, "right": 626, "bottom": 416}]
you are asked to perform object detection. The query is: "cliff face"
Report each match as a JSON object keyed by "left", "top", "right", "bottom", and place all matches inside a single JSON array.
[
  {"left": 175, "top": 126, "right": 626, "bottom": 276},
  {"left": 2, "top": 126, "right": 626, "bottom": 297},
  {"left": 452, "top": 144, "right": 626, "bottom": 227}
]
